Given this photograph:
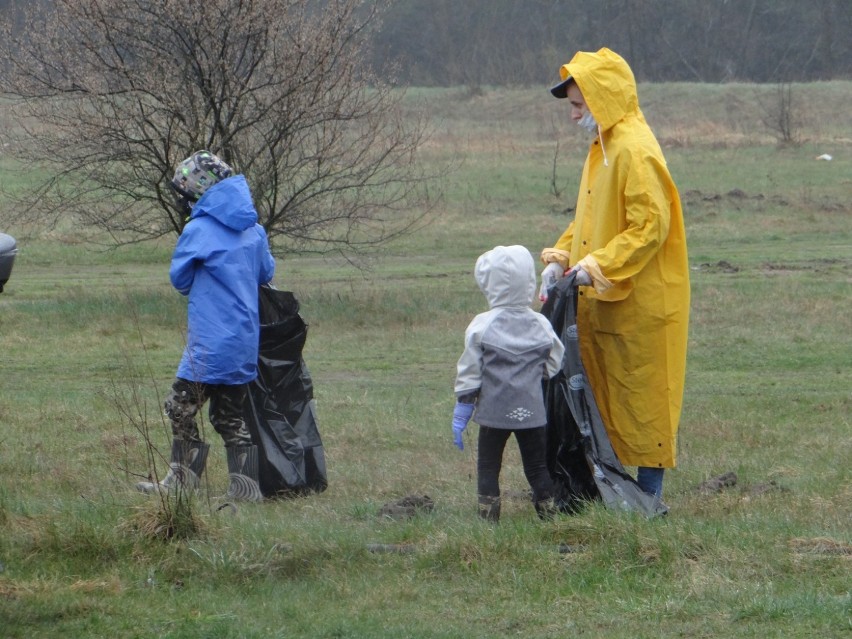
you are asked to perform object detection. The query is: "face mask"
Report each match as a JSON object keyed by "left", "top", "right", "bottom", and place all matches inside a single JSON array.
[{"left": 577, "top": 111, "right": 598, "bottom": 134}]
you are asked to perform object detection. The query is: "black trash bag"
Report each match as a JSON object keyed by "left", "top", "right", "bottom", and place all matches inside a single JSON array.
[
  {"left": 243, "top": 285, "right": 328, "bottom": 497},
  {"left": 541, "top": 273, "right": 667, "bottom": 517}
]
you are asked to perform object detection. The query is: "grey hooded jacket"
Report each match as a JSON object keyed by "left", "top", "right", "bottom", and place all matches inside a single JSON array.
[{"left": 455, "top": 245, "right": 564, "bottom": 429}]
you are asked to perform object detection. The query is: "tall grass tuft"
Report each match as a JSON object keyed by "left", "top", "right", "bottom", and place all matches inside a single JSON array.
[{"left": 120, "top": 497, "right": 206, "bottom": 542}]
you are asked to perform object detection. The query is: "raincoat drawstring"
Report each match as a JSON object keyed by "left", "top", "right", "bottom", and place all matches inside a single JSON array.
[{"left": 598, "top": 125, "right": 609, "bottom": 166}]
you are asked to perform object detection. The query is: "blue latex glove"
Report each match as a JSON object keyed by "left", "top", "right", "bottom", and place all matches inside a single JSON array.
[{"left": 452, "top": 401, "right": 475, "bottom": 451}]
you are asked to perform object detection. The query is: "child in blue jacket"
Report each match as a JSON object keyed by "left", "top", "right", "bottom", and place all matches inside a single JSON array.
[
  {"left": 137, "top": 150, "right": 275, "bottom": 501},
  {"left": 452, "top": 245, "right": 564, "bottom": 521}
]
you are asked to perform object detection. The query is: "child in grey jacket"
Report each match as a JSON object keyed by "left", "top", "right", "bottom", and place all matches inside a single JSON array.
[{"left": 452, "top": 245, "right": 565, "bottom": 521}]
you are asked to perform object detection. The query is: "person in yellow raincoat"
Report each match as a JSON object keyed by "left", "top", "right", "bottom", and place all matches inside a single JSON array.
[{"left": 539, "top": 48, "right": 690, "bottom": 498}]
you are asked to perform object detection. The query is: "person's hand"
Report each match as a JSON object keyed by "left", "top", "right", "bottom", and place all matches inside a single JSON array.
[
  {"left": 452, "top": 401, "right": 475, "bottom": 451},
  {"left": 570, "top": 265, "right": 592, "bottom": 286},
  {"left": 539, "top": 262, "right": 566, "bottom": 302}
]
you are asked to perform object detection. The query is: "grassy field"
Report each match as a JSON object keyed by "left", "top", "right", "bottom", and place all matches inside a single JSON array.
[{"left": 1, "top": 83, "right": 850, "bottom": 638}]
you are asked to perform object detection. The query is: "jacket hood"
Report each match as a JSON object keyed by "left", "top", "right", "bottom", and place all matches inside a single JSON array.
[
  {"left": 475, "top": 245, "right": 537, "bottom": 308},
  {"left": 190, "top": 175, "right": 258, "bottom": 231},
  {"left": 558, "top": 47, "right": 639, "bottom": 131}
]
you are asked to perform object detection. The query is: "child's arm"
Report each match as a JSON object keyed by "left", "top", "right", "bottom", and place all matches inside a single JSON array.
[
  {"left": 453, "top": 318, "right": 486, "bottom": 451},
  {"left": 455, "top": 317, "right": 486, "bottom": 396},
  {"left": 169, "top": 223, "right": 203, "bottom": 295}
]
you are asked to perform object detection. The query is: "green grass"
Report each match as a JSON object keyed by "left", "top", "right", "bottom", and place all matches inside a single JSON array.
[{"left": 1, "top": 84, "right": 851, "bottom": 638}]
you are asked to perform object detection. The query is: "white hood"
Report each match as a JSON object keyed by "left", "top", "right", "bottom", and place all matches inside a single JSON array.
[{"left": 474, "top": 245, "right": 537, "bottom": 309}]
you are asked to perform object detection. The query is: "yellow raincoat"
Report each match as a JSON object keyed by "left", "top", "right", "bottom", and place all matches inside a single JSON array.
[{"left": 542, "top": 48, "right": 689, "bottom": 469}]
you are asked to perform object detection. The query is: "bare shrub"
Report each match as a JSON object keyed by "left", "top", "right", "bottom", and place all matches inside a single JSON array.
[
  {"left": 0, "top": 0, "right": 439, "bottom": 256},
  {"left": 108, "top": 326, "right": 209, "bottom": 542},
  {"left": 758, "top": 82, "right": 802, "bottom": 145},
  {"left": 120, "top": 498, "right": 206, "bottom": 542}
]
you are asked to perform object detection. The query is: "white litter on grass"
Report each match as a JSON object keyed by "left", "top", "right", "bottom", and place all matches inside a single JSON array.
[{"left": 815, "top": 153, "right": 833, "bottom": 161}]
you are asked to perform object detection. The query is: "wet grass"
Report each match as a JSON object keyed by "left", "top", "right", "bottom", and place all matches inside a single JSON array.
[{"left": 0, "top": 83, "right": 850, "bottom": 638}]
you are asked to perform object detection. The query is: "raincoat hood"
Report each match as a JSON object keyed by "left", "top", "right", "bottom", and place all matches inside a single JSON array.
[
  {"left": 475, "top": 245, "right": 537, "bottom": 309},
  {"left": 190, "top": 175, "right": 258, "bottom": 231},
  {"left": 557, "top": 47, "right": 640, "bottom": 131}
]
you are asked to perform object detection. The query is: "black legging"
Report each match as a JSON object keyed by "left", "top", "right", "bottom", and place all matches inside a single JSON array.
[{"left": 477, "top": 425, "right": 553, "bottom": 502}]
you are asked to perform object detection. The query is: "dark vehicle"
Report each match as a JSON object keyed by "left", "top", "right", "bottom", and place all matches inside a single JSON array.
[{"left": 0, "top": 233, "right": 16, "bottom": 293}]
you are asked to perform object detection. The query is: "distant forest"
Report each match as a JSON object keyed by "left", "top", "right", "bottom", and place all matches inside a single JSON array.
[
  {"left": 373, "top": 0, "right": 852, "bottom": 85},
  {"left": 3, "top": 0, "right": 850, "bottom": 86}
]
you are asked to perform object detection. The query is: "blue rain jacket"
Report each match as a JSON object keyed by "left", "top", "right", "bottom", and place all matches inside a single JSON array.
[{"left": 170, "top": 175, "right": 276, "bottom": 385}]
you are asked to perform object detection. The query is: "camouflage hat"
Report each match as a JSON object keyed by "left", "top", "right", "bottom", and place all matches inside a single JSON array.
[{"left": 171, "top": 150, "right": 233, "bottom": 201}]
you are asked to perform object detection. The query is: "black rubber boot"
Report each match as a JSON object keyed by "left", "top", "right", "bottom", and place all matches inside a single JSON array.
[
  {"left": 478, "top": 494, "right": 501, "bottom": 522},
  {"left": 136, "top": 439, "right": 209, "bottom": 495},
  {"left": 225, "top": 445, "right": 263, "bottom": 502}
]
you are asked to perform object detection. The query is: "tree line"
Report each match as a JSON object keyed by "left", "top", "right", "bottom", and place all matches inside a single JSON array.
[
  {"left": 373, "top": 0, "right": 852, "bottom": 85},
  {"left": 371, "top": 0, "right": 852, "bottom": 86},
  {"left": 2, "top": 1, "right": 850, "bottom": 85}
]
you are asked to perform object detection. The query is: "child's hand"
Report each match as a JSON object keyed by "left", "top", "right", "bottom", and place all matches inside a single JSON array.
[
  {"left": 539, "top": 262, "right": 565, "bottom": 302},
  {"left": 451, "top": 402, "right": 475, "bottom": 451},
  {"left": 452, "top": 426, "right": 465, "bottom": 450}
]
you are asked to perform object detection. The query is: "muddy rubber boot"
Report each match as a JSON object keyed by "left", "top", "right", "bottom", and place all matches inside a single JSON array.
[
  {"left": 225, "top": 444, "right": 263, "bottom": 502},
  {"left": 136, "top": 439, "right": 209, "bottom": 495},
  {"left": 534, "top": 497, "right": 558, "bottom": 521},
  {"left": 478, "top": 495, "right": 501, "bottom": 522}
]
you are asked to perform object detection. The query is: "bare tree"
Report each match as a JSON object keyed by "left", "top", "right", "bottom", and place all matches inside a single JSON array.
[
  {"left": 758, "top": 82, "right": 801, "bottom": 146},
  {"left": 0, "top": 0, "right": 437, "bottom": 255}
]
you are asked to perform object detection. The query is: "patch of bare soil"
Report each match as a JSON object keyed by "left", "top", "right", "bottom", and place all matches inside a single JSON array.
[
  {"left": 691, "top": 260, "right": 739, "bottom": 273},
  {"left": 695, "top": 471, "right": 790, "bottom": 498},
  {"left": 693, "top": 257, "right": 851, "bottom": 276},
  {"left": 377, "top": 494, "right": 435, "bottom": 520},
  {"left": 696, "top": 471, "right": 739, "bottom": 494},
  {"left": 681, "top": 188, "right": 790, "bottom": 206}
]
